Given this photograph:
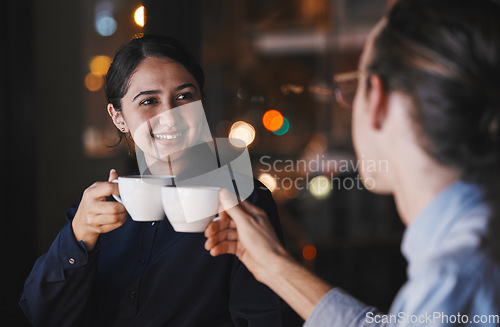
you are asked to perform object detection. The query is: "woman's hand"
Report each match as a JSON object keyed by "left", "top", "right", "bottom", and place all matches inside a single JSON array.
[
  {"left": 204, "top": 189, "right": 291, "bottom": 283},
  {"left": 72, "top": 169, "right": 127, "bottom": 250}
]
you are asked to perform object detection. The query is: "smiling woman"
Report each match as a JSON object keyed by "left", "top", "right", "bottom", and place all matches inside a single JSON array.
[
  {"left": 105, "top": 36, "right": 211, "bottom": 175},
  {"left": 19, "top": 35, "right": 297, "bottom": 327},
  {"left": 108, "top": 56, "right": 211, "bottom": 175}
]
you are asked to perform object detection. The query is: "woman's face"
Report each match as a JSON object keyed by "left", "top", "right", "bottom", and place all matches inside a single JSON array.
[{"left": 109, "top": 56, "right": 206, "bottom": 171}]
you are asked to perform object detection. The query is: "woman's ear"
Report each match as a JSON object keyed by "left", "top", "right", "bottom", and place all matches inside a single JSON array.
[{"left": 107, "top": 103, "right": 129, "bottom": 133}]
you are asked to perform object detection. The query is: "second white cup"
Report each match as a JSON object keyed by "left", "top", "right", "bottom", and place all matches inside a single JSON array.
[{"left": 161, "top": 186, "right": 220, "bottom": 232}]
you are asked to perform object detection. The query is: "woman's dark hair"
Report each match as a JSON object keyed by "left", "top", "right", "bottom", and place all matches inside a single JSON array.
[
  {"left": 369, "top": 0, "right": 500, "bottom": 179},
  {"left": 105, "top": 34, "right": 205, "bottom": 111},
  {"left": 370, "top": 0, "right": 500, "bottom": 256}
]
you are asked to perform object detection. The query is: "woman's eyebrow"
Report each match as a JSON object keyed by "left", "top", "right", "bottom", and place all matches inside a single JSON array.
[
  {"left": 132, "top": 84, "right": 196, "bottom": 101},
  {"left": 133, "top": 90, "right": 160, "bottom": 101},
  {"left": 175, "top": 83, "right": 197, "bottom": 91}
]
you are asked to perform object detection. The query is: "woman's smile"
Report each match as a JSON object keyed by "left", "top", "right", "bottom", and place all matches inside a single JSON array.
[
  {"left": 150, "top": 128, "right": 189, "bottom": 149},
  {"left": 151, "top": 129, "right": 188, "bottom": 140}
]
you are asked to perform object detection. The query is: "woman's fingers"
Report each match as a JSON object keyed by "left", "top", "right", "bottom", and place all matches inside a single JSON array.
[
  {"left": 95, "top": 210, "right": 127, "bottom": 224},
  {"left": 80, "top": 181, "right": 127, "bottom": 229},
  {"left": 86, "top": 181, "right": 120, "bottom": 200},
  {"left": 84, "top": 210, "right": 127, "bottom": 230},
  {"left": 93, "top": 201, "right": 127, "bottom": 216},
  {"left": 95, "top": 220, "right": 127, "bottom": 234},
  {"left": 72, "top": 172, "right": 127, "bottom": 250}
]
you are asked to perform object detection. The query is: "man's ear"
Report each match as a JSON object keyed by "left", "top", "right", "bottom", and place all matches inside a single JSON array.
[
  {"left": 367, "top": 74, "right": 389, "bottom": 130},
  {"left": 107, "top": 103, "right": 129, "bottom": 133}
]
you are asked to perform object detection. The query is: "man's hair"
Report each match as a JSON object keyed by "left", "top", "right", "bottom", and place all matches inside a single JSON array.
[{"left": 369, "top": 0, "right": 500, "bottom": 179}]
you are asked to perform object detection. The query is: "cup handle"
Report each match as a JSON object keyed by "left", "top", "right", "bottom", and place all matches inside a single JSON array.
[{"left": 111, "top": 179, "right": 123, "bottom": 204}]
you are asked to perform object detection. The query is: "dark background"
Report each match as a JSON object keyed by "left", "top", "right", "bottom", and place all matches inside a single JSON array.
[{"left": 2, "top": 0, "right": 406, "bottom": 325}]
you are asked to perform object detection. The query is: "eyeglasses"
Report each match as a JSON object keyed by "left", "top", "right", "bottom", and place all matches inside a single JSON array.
[
  {"left": 280, "top": 70, "right": 360, "bottom": 110},
  {"left": 333, "top": 71, "right": 359, "bottom": 111}
]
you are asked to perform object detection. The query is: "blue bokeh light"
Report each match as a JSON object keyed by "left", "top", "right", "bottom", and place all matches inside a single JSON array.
[
  {"left": 95, "top": 1, "right": 117, "bottom": 37},
  {"left": 95, "top": 15, "right": 117, "bottom": 36}
]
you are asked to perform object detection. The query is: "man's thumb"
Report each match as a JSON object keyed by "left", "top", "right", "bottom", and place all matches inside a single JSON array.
[{"left": 219, "top": 189, "right": 248, "bottom": 225}]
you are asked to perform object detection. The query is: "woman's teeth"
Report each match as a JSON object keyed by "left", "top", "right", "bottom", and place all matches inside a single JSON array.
[{"left": 152, "top": 130, "right": 187, "bottom": 140}]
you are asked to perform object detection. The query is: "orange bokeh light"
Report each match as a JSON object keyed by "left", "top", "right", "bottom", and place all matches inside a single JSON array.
[
  {"left": 302, "top": 244, "right": 317, "bottom": 260},
  {"left": 262, "top": 109, "right": 284, "bottom": 131},
  {"left": 134, "top": 6, "right": 145, "bottom": 27},
  {"left": 84, "top": 72, "right": 103, "bottom": 92},
  {"left": 89, "top": 55, "right": 112, "bottom": 76}
]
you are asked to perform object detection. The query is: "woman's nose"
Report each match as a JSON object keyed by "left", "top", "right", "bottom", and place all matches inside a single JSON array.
[{"left": 158, "top": 102, "right": 181, "bottom": 128}]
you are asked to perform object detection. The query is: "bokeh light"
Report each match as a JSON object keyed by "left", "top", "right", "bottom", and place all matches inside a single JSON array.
[
  {"left": 134, "top": 6, "right": 145, "bottom": 27},
  {"left": 85, "top": 73, "right": 104, "bottom": 92},
  {"left": 229, "top": 121, "right": 256, "bottom": 147},
  {"left": 89, "top": 55, "right": 112, "bottom": 76},
  {"left": 95, "top": 2, "right": 117, "bottom": 36},
  {"left": 262, "top": 109, "right": 284, "bottom": 131},
  {"left": 258, "top": 173, "right": 277, "bottom": 193},
  {"left": 273, "top": 117, "right": 290, "bottom": 135},
  {"left": 308, "top": 175, "right": 331, "bottom": 199},
  {"left": 282, "top": 187, "right": 300, "bottom": 199},
  {"left": 303, "top": 245, "right": 317, "bottom": 260},
  {"left": 95, "top": 16, "right": 117, "bottom": 36},
  {"left": 305, "top": 133, "right": 328, "bottom": 157}
]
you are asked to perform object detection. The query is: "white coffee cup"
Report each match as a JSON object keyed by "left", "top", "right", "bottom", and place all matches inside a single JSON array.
[
  {"left": 161, "top": 186, "right": 220, "bottom": 232},
  {"left": 113, "top": 176, "right": 174, "bottom": 221}
]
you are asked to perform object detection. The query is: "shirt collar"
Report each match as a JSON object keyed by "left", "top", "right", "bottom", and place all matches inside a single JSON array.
[{"left": 401, "top": 181, "right": 485, "bottom": 265}]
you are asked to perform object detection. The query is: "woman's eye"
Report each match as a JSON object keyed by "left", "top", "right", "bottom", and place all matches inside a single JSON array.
[
  {"left": 140, "top": 97, "right": 158, "bottom": 105},
  {"left": 176, "top": 92, "right": 194, "bottom": 101}
]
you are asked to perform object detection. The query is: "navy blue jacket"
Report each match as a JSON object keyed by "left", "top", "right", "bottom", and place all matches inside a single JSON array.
[{"left": 20, "top": 180, "right": 293, "bottom": 326}]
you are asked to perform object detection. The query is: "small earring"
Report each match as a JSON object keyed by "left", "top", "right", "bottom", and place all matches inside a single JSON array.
[{"left": 121, "top": 127, "right": 126, "bottom": 132}]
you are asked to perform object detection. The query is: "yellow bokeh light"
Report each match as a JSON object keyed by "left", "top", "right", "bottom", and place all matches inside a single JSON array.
[
  {"left": 89, "top": 55, "right": 112, "bottom": 76},
  {"left": 85, "top": 72, "right": 104, "bottom": 92},
  {"left": 258, "top": 173, "right": 277, "bottom": 193},
  {"left": 229, "top": 121, "right": 256, "bottom": 147},
  {"left": 134, "top": 6, "right": 145, "bottom": 27},
  {"left": 308, "top": 175, "right": 331, "bottom": 199}
]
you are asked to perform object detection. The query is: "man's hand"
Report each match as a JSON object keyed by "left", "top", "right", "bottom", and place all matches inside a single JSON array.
[
  {"left": 204, "top": 189, "right": 289, "bottom": 283},
  {"left": 204, "top": 188, "right": 332, "bottom": 320}
]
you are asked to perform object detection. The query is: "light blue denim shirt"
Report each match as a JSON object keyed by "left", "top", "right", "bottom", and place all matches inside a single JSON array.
[{"left": 305, "top": 181, "right": 500, "bottom": 327}]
